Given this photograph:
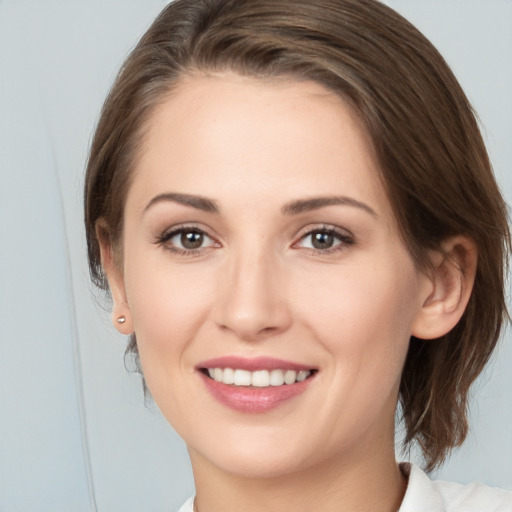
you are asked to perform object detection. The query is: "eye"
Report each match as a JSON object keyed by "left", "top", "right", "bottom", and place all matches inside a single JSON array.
[
  {"left": 175, "top": 230, "right": 207, "bottom": 250},
  {"left": 157, "top": 226, "right": 218, "bottom": 254},
  {"left": 295, "top": 227, "right": 353, "bottom": 252}
]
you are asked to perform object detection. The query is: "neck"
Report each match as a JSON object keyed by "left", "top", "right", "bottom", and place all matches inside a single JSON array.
[{"left": 190, "top": 442, "right": 406, "bottom": 512}]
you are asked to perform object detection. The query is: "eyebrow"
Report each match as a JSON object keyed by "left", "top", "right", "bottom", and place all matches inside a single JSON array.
[
  {"left": 143, "top": 192, "right": 220, "bottom": 214},
  {"left": 143, "top": 192, "right": 376, "bottom": 217},
  {"left": 281, "top": 196, "right": 377, "bottom": 217}
]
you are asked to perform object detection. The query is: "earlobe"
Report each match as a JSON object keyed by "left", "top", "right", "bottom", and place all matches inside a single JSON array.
[
  {"left": 411, "top": 236, "right": 477, "bottom": 340},
  {"left": 96, "top": 221, "right": 134, "bottom": 335},
  {"left": 114, "top": 313, "right": 134, "bottom": 335}
]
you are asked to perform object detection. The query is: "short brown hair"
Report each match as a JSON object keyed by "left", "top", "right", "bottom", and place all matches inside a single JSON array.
[{"left": 84, "top": 0, "right": 510, "bottom": 471}]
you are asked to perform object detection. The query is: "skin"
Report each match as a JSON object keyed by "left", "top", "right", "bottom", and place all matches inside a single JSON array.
[{"left": 101, "top": 73, "right": 476, "bottom": 512}]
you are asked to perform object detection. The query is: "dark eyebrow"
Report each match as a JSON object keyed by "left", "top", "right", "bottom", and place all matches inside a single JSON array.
[
  {"left": 281, "top": 196, "right": 377, "bottom": 217},
  {"left": 143, "top": 192, "right": 219, "bottom": 214}
]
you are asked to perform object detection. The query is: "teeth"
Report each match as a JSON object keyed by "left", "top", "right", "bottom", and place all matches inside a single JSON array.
[
  {"left": 296, "top": 370, "right": 309, "bottom": 382},
  {"left": 214, "top": 368, "right": 223, "bottom": 382},
  {"left": 269, "top": 369, "right": 285, "bottom": 386},
  {"left": 284, "top": 370, "right": 297, "bottom": 385},
  {"left": 223, "top": 367, "right": 235, "bottom": 385},
  {"left": 205, "top": 368, "right": 312, "bottom": 387},
  {"left": 233, "top": 369, "right": 252, "bottom": 386},
  {"left": 252, "top": 370, "right": 270, "bottom": 387}
]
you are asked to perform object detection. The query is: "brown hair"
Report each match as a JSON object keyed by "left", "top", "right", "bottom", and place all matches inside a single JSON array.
[{"left": 84, "top": 0, "right": 510, "bottom": 471}]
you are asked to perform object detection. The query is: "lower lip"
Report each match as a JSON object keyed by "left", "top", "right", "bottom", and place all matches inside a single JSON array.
[{"left": 200, "top": 372, "right": 313, "bottom": 413}]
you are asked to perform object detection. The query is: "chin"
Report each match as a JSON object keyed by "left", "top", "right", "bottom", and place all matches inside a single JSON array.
[
  {"left": 212, "top": 452, "right": 309, "bottom": 479},
  {"left": 188, "top": 432, "right": 317, "bottom": 479}
]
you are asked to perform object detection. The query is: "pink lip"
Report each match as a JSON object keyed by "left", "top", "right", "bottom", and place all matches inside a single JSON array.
[
  {"left": 196, "top": 356, "right": 316, "bottom": 413},
  {"left": 197, "top": 356, "right": 313, "bottom": 372}
]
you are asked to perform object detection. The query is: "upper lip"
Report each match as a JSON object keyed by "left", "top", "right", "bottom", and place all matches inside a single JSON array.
[{"left": 196, "top": 356, "right": 315, "bottom": 372}]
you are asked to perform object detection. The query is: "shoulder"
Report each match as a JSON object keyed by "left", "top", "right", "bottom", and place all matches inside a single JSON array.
[
  {"left": 399, "top": 462, "right": 512, "bottom": 512},
  {"left": 176, "top": 496, "right": 195, "bottom": 512}
]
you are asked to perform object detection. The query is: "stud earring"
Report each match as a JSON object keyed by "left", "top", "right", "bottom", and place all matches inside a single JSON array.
[{"left": 117, "top": 315, "right": 126, "bottom": 324}]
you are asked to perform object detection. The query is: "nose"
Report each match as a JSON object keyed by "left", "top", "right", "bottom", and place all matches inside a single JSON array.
[{"left": 213, "top": 248, "right": 292, "bottom": 342}]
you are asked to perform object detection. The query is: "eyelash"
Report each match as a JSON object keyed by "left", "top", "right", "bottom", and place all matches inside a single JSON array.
[
  {"left": 292, "top": 225, "right": 354, "bottom": 254},
  {"left": 155, "top": 224, "right": 354, "bottom": 256},
  {"left": 155, "top": 225, "right": 218, "bottom": 257}
]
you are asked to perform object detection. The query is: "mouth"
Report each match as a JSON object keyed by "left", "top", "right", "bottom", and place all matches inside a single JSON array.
[
  {"left": 201, "top": 367, "right": 315, "bottom": 387},
  {"left": 197, "top": 357, "right": 317, "bottom": 413}
]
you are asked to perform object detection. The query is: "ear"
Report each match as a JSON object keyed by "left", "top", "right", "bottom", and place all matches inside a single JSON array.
[
  {"left": 96, "top": 221, "right": 134, "bottom": 335},
  {"left": 411, "top": 236, "right": 477, "bottom": 340}
]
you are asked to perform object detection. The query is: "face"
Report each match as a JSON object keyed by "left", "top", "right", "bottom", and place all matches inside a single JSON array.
[{"left": 113, "top": 73, "right": 433, "bottom": 477}]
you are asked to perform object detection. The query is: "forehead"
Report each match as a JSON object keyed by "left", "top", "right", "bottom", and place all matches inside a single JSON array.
[{"left": 128, "top": 72, "right": 391, "bottom": 220}]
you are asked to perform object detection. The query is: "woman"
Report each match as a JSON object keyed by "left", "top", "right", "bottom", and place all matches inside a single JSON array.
[{"left": 84, "top": 0, "right": 512, "bottom": 510}]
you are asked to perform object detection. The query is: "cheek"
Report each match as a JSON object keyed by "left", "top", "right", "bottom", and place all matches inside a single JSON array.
[
  {"left": 300, "top": 255, "right": 417, "bottom": 328},
  {"left": 294, "top": 253, "right": 420, "bottom": 382},
  {"left": 123, "top": 244, "right": 218, "bottom": 370},
  {"left": 123, "top": 258, "right": 218, "bottom": 425}
]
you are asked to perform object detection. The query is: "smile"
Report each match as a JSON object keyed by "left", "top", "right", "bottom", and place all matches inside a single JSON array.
[
  {"left": 197, "top": 357, "right": 317, "bottom": 413},
  {"left": 205, "top": 368, "right": 312, "bottom": 387}
]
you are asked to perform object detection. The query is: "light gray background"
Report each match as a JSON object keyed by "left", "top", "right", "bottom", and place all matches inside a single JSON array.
[{"left": 0, "top": 1, "right": 511, "bottom": 511}]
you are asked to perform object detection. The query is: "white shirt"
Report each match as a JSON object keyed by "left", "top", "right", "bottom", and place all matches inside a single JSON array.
[
  {"left": 398, "top": 463, "right": 512, "bottom": 511},
  {"left": 177, "top": 463, "right": 512, "bottom": 512}
]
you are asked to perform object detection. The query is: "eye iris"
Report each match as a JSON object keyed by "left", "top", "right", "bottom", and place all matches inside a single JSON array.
[
  {"left": 181, "top": 231, "right": 203, "bottom": 249},
  {"left": 312, "top": 231, "right": 334, "bottom": 249}
]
